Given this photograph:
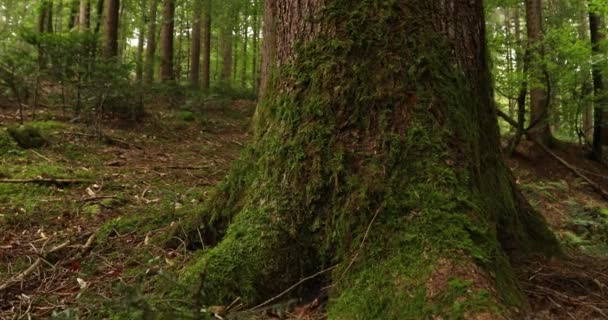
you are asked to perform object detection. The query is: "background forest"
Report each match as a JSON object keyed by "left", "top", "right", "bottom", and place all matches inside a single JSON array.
[{"left": 2, "top": 0, "right": 608, "bottom": 319}]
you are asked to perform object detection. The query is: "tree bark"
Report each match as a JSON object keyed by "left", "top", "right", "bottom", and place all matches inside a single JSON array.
[
  {"left": 252, "top": 0, "right": 260, "bottom": 93},
  {"left": 79, "top": 0, "right": 90, "bottom": 31},
  {"left": 160, "top": 0, "right": 175, "bottom": 82},
  {"left": 93, "top": 0, "right": 104, "bottom": 34},
  {"left": 241, "top": 13, "right": 248, "bottom": 88},
  {"left": 201, "top": 0, "right": 211, "bottom": 90},
  {"left": 144, "top": 0, "right": 159, "bottom": 84},
  {"left": 579, "top": 0, "right": 593, "bottom": 141},
  {"left": 135, "top": 6, "right": 146, "bottom": 83},
  {"left": 589, "top": 5, "right": 606, "bottom": 158},
  {"left": 220, "top": 24, "right": 233, "bottom": 86},
  {"left": 102, "top": 0, "right": 119, "bottom": 59},
  {"left": 525, "top": 0, "right": 554, "bottom": 146},
  {"left": 190, "top": 0, "right": 202, "bottom": 87},
  {"left": 259, "top": 0, "right": 276, "bottom": 97},
  {"left": 180, "top": 0, "right": 559, "bottom": 317}
]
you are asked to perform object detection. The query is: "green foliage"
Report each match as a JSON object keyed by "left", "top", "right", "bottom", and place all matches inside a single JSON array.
[{"left": 7, "top": 125, "right": 47, "bottom": 148}]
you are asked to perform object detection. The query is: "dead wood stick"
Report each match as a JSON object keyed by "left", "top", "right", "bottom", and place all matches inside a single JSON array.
[
  {"left": 65, "top": 131, "right": 143, "bottom": 150},
  {"left": 0, "top": 240, "right": 71, "bottom": 291},
  {"left": 497, "top": 110, "right": 608, "bottom": 200},
  {"left": 0, "top": 178, "right": 91, "bottom": 185}
]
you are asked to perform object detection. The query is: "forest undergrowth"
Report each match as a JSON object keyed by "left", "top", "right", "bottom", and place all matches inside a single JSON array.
[{"left": 1, "top": 99, "right": 608, "bottom": 319}]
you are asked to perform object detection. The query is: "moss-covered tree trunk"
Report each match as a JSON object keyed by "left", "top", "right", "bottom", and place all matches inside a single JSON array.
[{"left": 182, "top": 0, "right": 559, "bottom": 318}]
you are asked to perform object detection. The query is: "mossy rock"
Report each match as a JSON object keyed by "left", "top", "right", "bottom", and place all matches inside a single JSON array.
[{"left": 7, "top": 125, "right": 48, "bottom": 149}]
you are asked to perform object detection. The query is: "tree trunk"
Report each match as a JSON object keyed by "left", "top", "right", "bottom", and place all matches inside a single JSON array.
[
  {"left": 589, "top": 5, "right": 606, "bottom": 159},
  {"left": 135, "top": 11, "right": 146, "bottom": 83},
  {"left": 159, "top": 0, "right": 175, "bottom": 82},
  {"left": 190, "top": 0, "right": 202, "bottom": 87},
  {"left": 68, "top": 0, "right": 78, "bottom": 30},
  {"left": 179, "top": 0, "right": 559, "bottom": 317},
  {"left": 220, "top": 25, "right": 233, "bottom": 86},
  {"left": 525, "top": 0, "right": 553, "bottom": 146},
  {"left": 201, "top": 0, "right": 211, "bottom": 90},
  {"left": 241, "top": 14, "right": 248, "bottom": 88},
  {"left": 258, "top": 0, "right": 276, "bottom": 97},
  {"left": 102, "top": 0, "right": 119, "bottom": 59},
  {"left": 79, "top": 0, "right": 90, "bottom": 31},
  {"left": 251, "top": 0, "right": 259, "bottom": 93},
  {"left": 579, "top": 0, "right": 593, "bottom": 141},
  {"left": 46, "top": 1, "right": 53, "bottom": 33},
  {"left": 93, "top": 0, "right": 103, "bottom": 34},
  {"left": 144, "top": 0, "right": 159, "bottom": 83}
]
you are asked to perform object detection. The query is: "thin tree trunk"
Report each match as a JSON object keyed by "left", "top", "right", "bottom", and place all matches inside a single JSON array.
[
  {"left": 525, "top": 0, "right": 553, "bottom": 146},
  {"left": 93, "top": 0, "right": 103, "bottom": 34},
  {"left": 136, "top": 11, "right": 146, "bottom": 83},
  {"left": 190, "top": 0, "right": 202, "bottom": 87},
  {"left": 102, "top": 0, "right": 120, "bottom": 59},
  {"left": 201, "top": 0, "right": 211, "bottom": 90},
  {"left": 68, "top": 0, "right": 78, "bottom": 30},
  {"left": 144, "top": 0, "right": 159, "bottom": 83},
  {"left": 241, "top": 14, "right": 248, "bottom": 88},
  {"left": 79, "top": 0, "right": 90, "bottom": 31},
  {"left": 220, "top": 25, "right": 233, "bottom": 86},
  {"left": 252, "top": 0, "right": 259, "bottom": 93},
  {"left": 160, "top": 0, "right": 175, "bottom": 82},
  {"left": 579, "top": 0, "right": 593, "bottom": 140},
  {"left": 590, "top": 5, "right": 606, "bottom": 159}
]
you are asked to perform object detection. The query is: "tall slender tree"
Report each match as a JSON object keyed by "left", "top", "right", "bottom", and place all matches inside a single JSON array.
[
  {"left": 190, "top": 0, "right": 202, "bottom": 86},
  {"left": 184, "top": 0, "right": 559, "bottom": 317},
  {"left": 526, "top": 0, "right": 554, "bottom": 146},
  {"left": 201, "top": 0, "right": 211, "bottom": 90},
  {"left": 144, "top": 0, "right": 159, "bottom": 83},
  {"left": 589, "top": 2, "right": 606, "bottom": 159},
  {"left": 79, "top": 0, "right": 90, "bottom": 31},
  {"left": 102, "top": 0, "right": 120, "bottom": 59},
  {"left": 160, "top": 0, "right": 175, "bottom": 82}
]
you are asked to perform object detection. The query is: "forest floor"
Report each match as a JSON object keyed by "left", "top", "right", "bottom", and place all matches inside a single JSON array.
[{"left": 1, "top": 98, "right": 608, "bottom": 319}]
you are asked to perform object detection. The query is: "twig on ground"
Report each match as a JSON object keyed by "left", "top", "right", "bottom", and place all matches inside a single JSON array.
[
  {"left": 0, "top": 178, "right": 92, "bottom": 186},
  {"left": 247, "top": 265, "right": 337, "bottom": 312}
]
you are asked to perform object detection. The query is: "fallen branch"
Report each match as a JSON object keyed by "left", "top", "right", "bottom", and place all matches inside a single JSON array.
[
  {"left": 0, "top": 178, "right": 91, "bottom": 186},
  {"left": 497, "top": 110, "right": 608, "bottom": 201},
  {"left": 65, "top": 131, "right": 143, "bottom": 150},
  {"left": 0, "top": 240, "right": 71, "bottom": 291}
]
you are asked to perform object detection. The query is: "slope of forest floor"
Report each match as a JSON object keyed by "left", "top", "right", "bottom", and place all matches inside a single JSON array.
[{"left": 0, "top": 99, "right": 608, "bottom": 319}]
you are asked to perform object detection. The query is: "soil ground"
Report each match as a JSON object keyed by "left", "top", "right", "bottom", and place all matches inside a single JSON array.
[{"left": 1, "top": 99, "right": 608, "bottom": 319}]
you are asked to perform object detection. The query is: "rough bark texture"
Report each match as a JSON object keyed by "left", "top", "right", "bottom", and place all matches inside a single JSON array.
[
  {"left": 179, "top": 0, "right": 559, "bottom": 318},
  {"left": 144, "top": 0, "right": 159, "bottom": 84},
  {"left": 190, "top": 0, "right": 202, "bottom": 86},
  {"left": 102, "top": 0, "right": 119, "bottom": 59},
  {"left": 589, "top": 7, "right": 605, "bottom": 157},
  {"left": 159, "top": 0, "right": 175, "bottom": 82},
  {"left": 201, "top": 0, "right": 211, "bottom": 90},
  {"left": 259, "top": 0, "right": 276, "bottom": 97},
  {"left": 525, "top": 0, "right": 553, "bottom": 146}
]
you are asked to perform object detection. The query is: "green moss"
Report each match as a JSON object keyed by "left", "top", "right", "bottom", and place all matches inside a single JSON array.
[
  {"left": 7, "top": 125, "right": 47, "bottom": 148},
  {"left": 177, "top": 110, "right": 196, "bottom": 122},
  {"left": 0, "top": 129, "right": 23, "bottom": 155}
]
